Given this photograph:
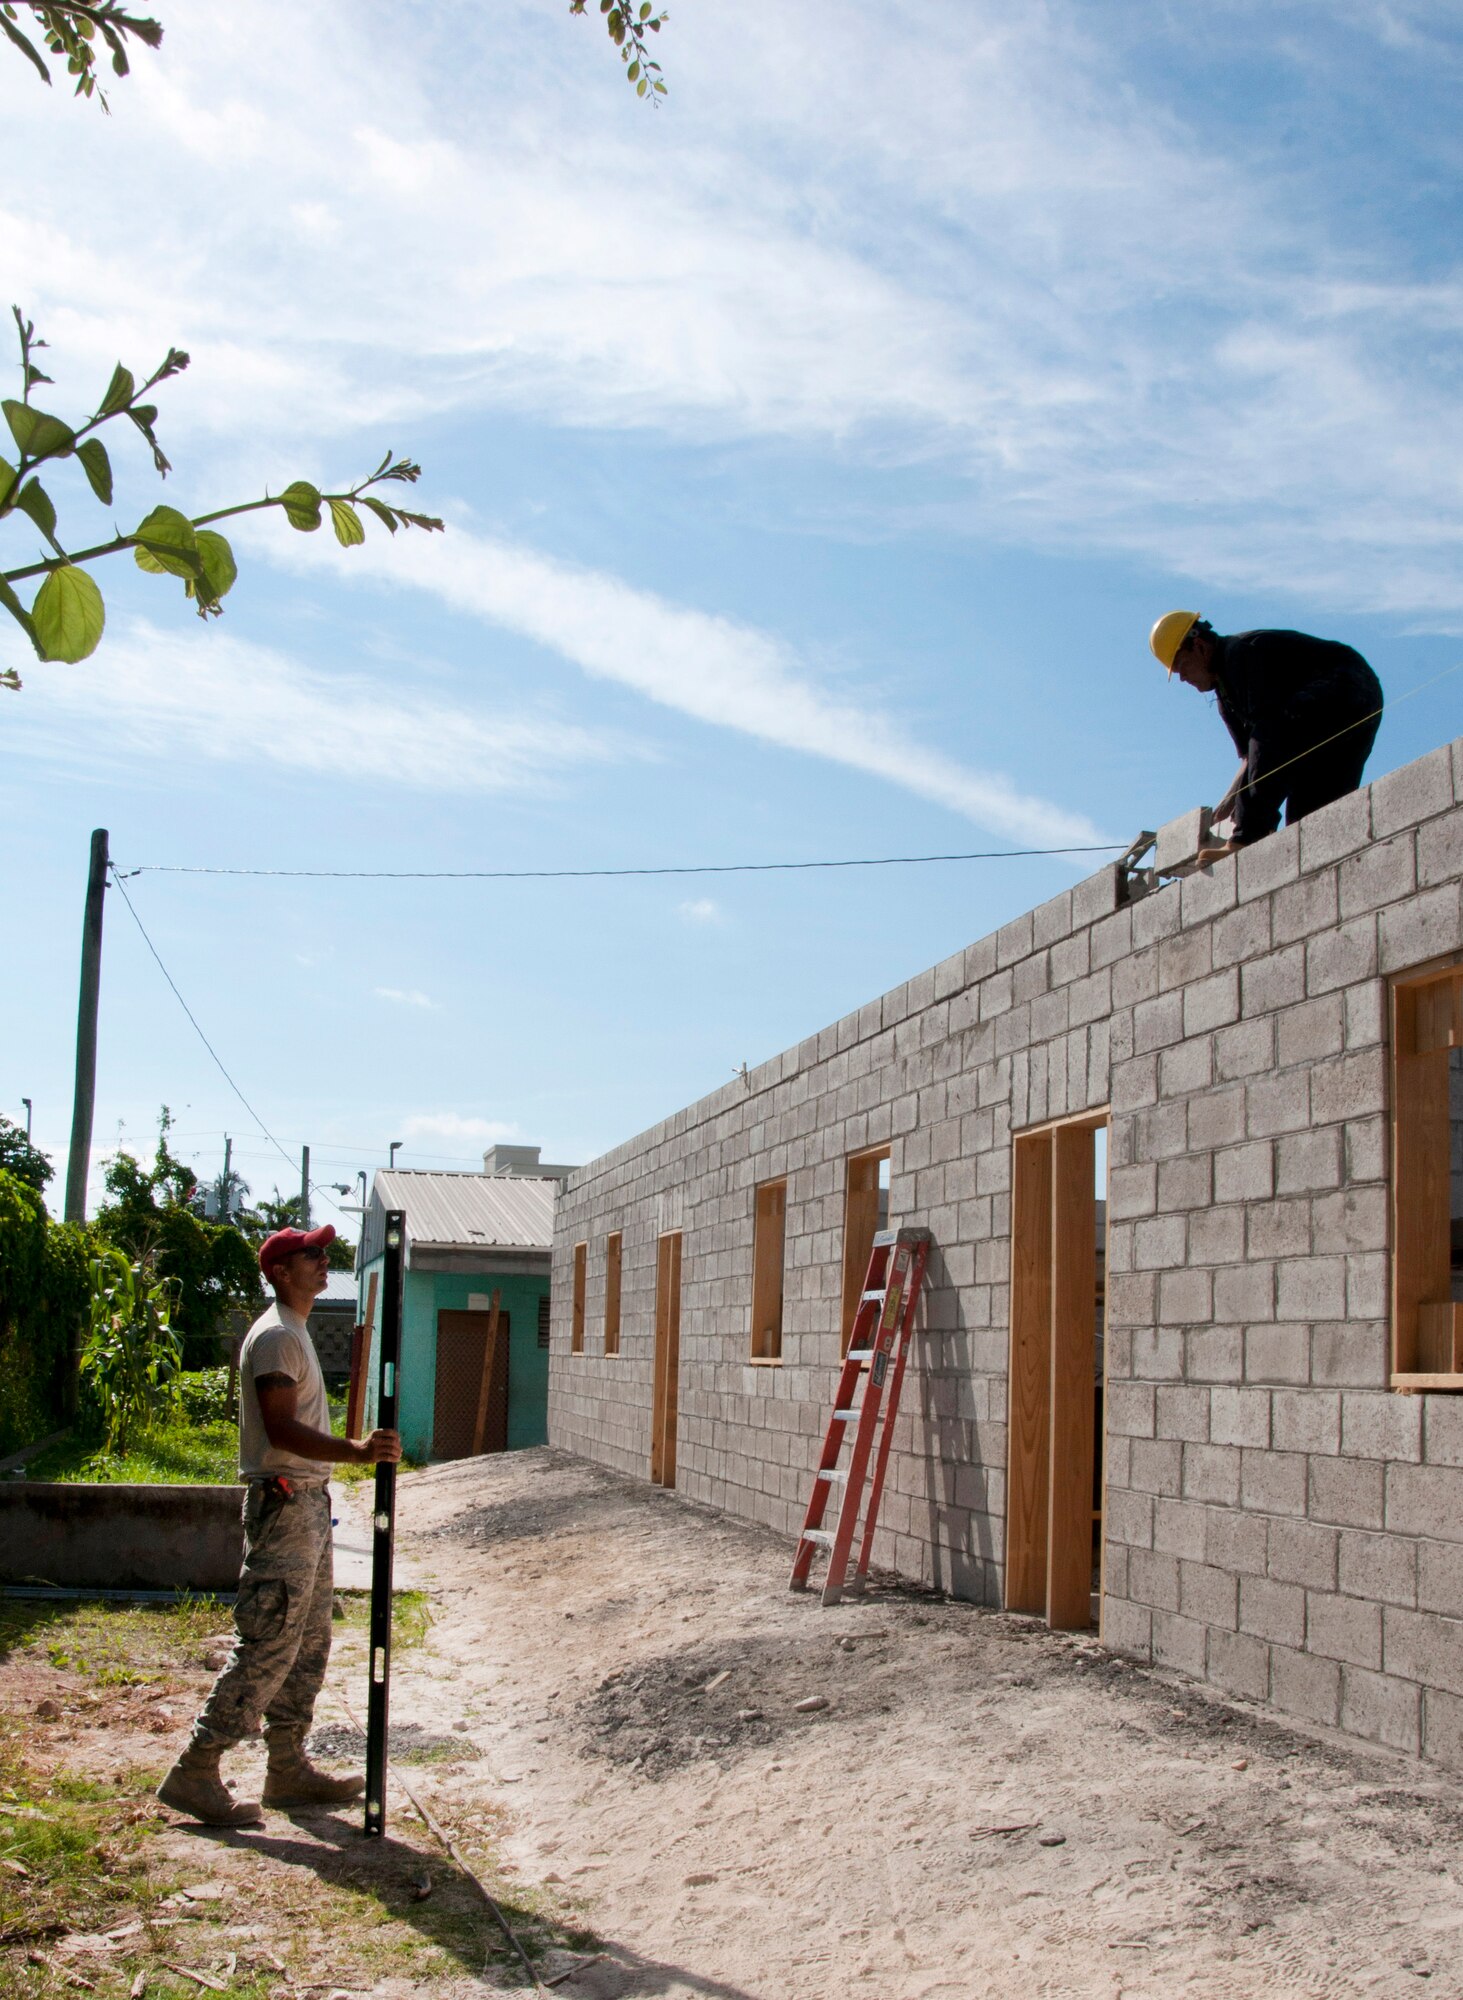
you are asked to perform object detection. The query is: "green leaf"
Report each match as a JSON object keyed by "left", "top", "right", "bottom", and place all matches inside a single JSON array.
[
  {"left": 76, "top": 437, "right": 113, "bottom": 504},
  {"left": 15, "top": 479, "right": 57, "bottom": 541},
  {"left": 131, "top": 504, "right": 203, "bottom": 581},
  {"left": 627, "top": 57, "right": 640, "bottom": 79},
  {"left": 279, "top": 480, "right": 322, "bottom": 531},
  {"left": 190, "top": 530, "right": 237, "bottom": 604},
  {"left": 0, "top": 454, "right": 18, "bottom": 514},
  {"left": 2, "top": 400, "right": 76, "bottom": 460},
  {"left": 0, "top": 574, "right": 41, "bottom": 656},
  {"left": 359, "top": 494, "right": 399, "bottom": 534},
  {"left": 327, "top": 497, "right": 366, "bottom": 548},
  {"left": 637, "top": 75, "right": 647, "bottom": 94},
  {"left": 32, "top": 565, "right": 105, "bottom": 663},
  {"left": 0, "top": 12, "right": 51, "bottom": 86},
  {"left": 99, "top": 364, "right": 136, "bottom": 416}
]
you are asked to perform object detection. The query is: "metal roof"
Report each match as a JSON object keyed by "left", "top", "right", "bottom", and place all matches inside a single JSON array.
[
  {"left": 316, "top": 1269, "right": 361, "bottom": 1305},
  {"left": 361, "top": 1170, "right": 557, "bottom": 1262}
]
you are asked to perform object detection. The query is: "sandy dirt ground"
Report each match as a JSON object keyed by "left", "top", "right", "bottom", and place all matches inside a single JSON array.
[{"left": 348, "top": 1446, "right": 1463, "bottom": 2000}]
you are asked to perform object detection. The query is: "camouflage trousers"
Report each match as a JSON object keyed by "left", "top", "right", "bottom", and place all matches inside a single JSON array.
[{"left": 193, "top": 1481, "right": 334, "bottom": 1750}]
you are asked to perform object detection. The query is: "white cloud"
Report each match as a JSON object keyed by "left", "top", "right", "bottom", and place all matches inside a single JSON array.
[
  {"left": 374, "top": 988, "right": 439, "bottom": 1011},
  {"left": 677, "top": 897, "right": 722, "bottom": 924},
  {"left": 7, "top": 618, "right": 626, "bottom": 795},
  {"left": 265, "top": 526, "right": 1111, "bottom": 849},
  {"left": 400, "top": 1113, "right": 519, "bottom": 1147}
]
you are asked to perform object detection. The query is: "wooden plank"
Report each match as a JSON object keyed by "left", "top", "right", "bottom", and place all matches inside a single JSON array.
[
  {"left": 751, "top": 1180, "right": 787, "bottom": 1361},
  {"left": 603, "top": 1224, "right": 619, "bottom": 1352},
  {"left": 841, "top": 1151, "right": 887, "bottom": 1355},
  {"left": 1392, "top": 983, "right": 1452, "bottom": 1373},
  {"left": 1392, "top": 1372, "right": 1463, "bottom": 1392},
  {"left": 571, "top": 1242, "right": 587, "bottom": 1354},
  {"left": 1418, "top": 1301, "right": 1463, "bottom": 1374},
  {"left": 470, "top": 1289, "right": 503, "bottom": 1455},
  {"left": 1005, "top": 1131, "right": 1051, "bottom": 1615},
  {"left": 1048, "top": 1122, "right": 1096, "bottom": 1631}
]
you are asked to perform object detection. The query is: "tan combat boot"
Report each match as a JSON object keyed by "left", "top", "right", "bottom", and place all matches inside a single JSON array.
[
  {"left": 261, "top": 1726, "right": 365, "bottom": 1807},
  {"left": 157, "top": 1740, "right": 263, "bottom": 1827}
]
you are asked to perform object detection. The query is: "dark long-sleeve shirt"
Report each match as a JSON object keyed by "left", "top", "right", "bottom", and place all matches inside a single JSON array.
[{"left": 1211, "top": 629, "right": 1382, "bottom": 844}]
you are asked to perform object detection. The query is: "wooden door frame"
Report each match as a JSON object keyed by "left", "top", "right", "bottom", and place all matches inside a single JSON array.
[
  {"left": 1005, "top": 1107, "right": 1108, "bottom": 1631},
  {"left": 651, "top": 1230, "right": 682, "bottom": 1486}
]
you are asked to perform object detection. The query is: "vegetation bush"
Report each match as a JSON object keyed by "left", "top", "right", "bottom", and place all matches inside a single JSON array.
[{"left": 0, "top": 1167, "right": 90, "bottom": 1458}]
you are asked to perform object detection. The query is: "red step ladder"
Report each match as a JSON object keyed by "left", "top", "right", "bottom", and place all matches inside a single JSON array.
[{"left": 790, "top": 1227, "right": 931, "bottom": 1606}]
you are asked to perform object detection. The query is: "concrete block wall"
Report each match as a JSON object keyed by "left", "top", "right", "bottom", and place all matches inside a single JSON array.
[{"left": 550, "top": 734, "right": 1463, "bottom": 1764}]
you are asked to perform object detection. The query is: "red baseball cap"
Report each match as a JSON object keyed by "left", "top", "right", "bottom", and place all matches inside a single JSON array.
[{"left": 259, "top": 1224, "right": 336, "bottom": 1281}]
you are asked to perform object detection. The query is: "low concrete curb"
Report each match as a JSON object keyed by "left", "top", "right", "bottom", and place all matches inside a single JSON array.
[{"left": 0, "top": 1482, "right": 243, "bottom": 1592}]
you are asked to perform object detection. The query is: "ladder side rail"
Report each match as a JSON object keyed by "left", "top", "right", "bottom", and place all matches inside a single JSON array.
[
  {"left": 820, "top": 1238, "right": 914, "bottom": 1604},
  {"left": 850, "top": 1236, "right": 930, "bottom": 1592}
]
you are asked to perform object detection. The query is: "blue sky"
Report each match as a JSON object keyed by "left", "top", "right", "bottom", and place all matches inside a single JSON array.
[{"left": 5, "top": 0, "right": 1461, "bottom": 1226}]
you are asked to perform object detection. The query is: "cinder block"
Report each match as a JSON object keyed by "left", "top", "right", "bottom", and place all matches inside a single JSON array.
[
  {"left": 1247, "top": 1071, "right": 1312, "bottom": 1138},
  {"left": 1208, "top": 1627, "right": 1271, "bottom": 1701},
  {"left": 1417, "top": 804, "right": 1463, "bottom": 890},
  {"left": 1211, "top": 900, "right": 1272, "bottom": 971},
  {"left": 1186, "top": 1324, "right": 1244, "bottom": 1381},
  {"left": 1152, "top": 1608, "right": 1209, "bottom": 1677},
  {"left": 1210, "top": 1386, "right": 1272, "bottom": 1449},
  {"left": 1235, "top": 822, "right": 1301, "bottom": 898},
  {"left": 1159, "top": 1268, "right": 1213, "bottom": 1325},
  {"left": 1276, "top": 1257, "right": 1347, "bottom": 1322},
  {"left": 1130, "top": 1547, "right": 1181, "bottom": 1610},
  {"left": 1214, "top": 1139, "right": 1274, "bottom": 1204},
  {"left": 1159, "top": 1036, "right": 1214, "bottom": 1097},
  {"left": 1298, "top": 787, "right": 1372, "bottom": 872},
  {"left": 1108, "top": 1161, "right": 1157, "bottom": 1220},
  {"left": 1310, "top": 1454, "right": 1384, "bottom": 1529},
  {"left": 1214, "top": 1016, "right": 1276, "bottom": 1081},
  {"left": 1378, "top": 884, "right": 1463, "bottom": 976},
  {"left": 1107, "top": 1381, "right": 1157, "bottom": 1439},
  {"left": 1155, "top": 806, "right": 1212, "bottom": 874},
  {"left": 1185, "top": 970, "right": 1241, "bottom": 1036},
  {"left": 1181, "top": 1558, "right": 1239, "bottom": 1628},
  {"left": 1306, "top": 917, "right": 1380, "bottom": 997},
  {"left": 1240, "top": 1572, "right": 1306, "bottom": 1646},
  {"left": 1189, "top": 1205, "right": 1245, "bottom": 1265},
  {"left": 1157, "top": 1154, "right": 1212, "bottom": 1211},
  {"left": 1270, "top": 1644, "right": 1342, "bottom": 1727},
  {"left": 1272, "top": 872, "right": 1339, "bottom": 947},
  {"left": 1309, "top": 1050, "right": 1386, "bottom": 1125},
  {"left": 1383, "top": 1605, "right": 1463, "bottom": 1699},
  {"left": 1133, "top": 991, "right": 1185, "bottom": 1055},
  {"left": 1106, "top": 1485, "right": 1155, "bottom": 1551},
  {"left": 1387, "top": 1462, "right": 1463, "bottom": 1544},
  {"left": 1156, "top": 1387, "right": 1210, "bottom": 1444},
  {"left": 1306, "top": 1590, "right": 1381, "bottom": 1669},
  {"left": 1268, "top": 1517, "right": 1339, "bottom": 1590},
  {"left": 1424, "top": 1399, "right": 1463, "bottom": 1468},
  {"left": 1205, "top": 1505, "right": 1269, "bottom": 1575},
  {"left": 1243, "top": 1323, "right": 1310, "bottom": 1384},
  {"left": 1102, "top": 1594, "right": 1153, "bottom": 1660},
  {"left": 1341, "top": 1667, "right": 1421, "bottom": 1754},
  {"left": 1188, "top": 1085, "right": 1248, "bottom": 1150},
  {"left": 1418, "top": 1541, "right": 1463, "bottom": 1619},
  {"left": 1341, "top": 1391, "right": 1422, "bottom": 1464},
  {"left": 1134, "top": 1214, "right": 1187, "bottom": 1269},
  {"left": 1131, "top": 1439, "right": 1183, "bottom": 1496},
  {"left": 1275, "top": 1128, "right": 1342, "bottom": 1195},
  {"left": 1153, "top": 1496, "right": 1208, "bottom": 1559},
  {"left": 1241, "top": 947, "right": 1307, "bottom": 1018},
  {"left": 1338, "top": 1530, "right": 1416, "bottom": 1607},
  {"left": 1277, "top": 993, "right": 1346, "bottom": 1068},
  {"left": 1339, "top": 835, "right": 1416, "bottom": 920},
  {"left": 1272, "top": 1389, "right": 1340, "bottom": 1456},
  {"left": 1369, "top": 743, "right": 1455, "bottom": 839},
  {"left": 1241, "top": 1446, "right": 1309, "bottom": 1517}
]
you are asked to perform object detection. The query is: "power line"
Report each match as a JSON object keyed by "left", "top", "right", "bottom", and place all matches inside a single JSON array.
[
  {"left": 115, "top": 842, "right": 1125, "bottom": 882},
  {"left": 108, "top": 870, "right": 343, "bottom": 1216}
]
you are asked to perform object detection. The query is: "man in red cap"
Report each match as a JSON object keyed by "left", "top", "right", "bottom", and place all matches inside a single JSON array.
[{"left": 157, "top": 1224, "right": 401, "bottom": 1826}]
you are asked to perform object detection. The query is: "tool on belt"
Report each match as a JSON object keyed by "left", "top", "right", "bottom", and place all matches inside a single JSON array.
[{"left": 255, "top": 1474, "right": 296, "bottom": 1511}]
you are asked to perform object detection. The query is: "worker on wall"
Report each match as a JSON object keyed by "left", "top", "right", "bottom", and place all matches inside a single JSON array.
[
  {"left": 1149, "top": 612, "right": 1383, "bottom": 862},
  {"left": 157, "top": 1224, "right": 401, "bottom": 1827}
]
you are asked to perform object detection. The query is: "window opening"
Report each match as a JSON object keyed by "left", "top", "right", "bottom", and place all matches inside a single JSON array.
[
  {"left": 604, "top": 1231, "right": 622, "bottom": 1355},
  {"left": 651, "top": 1231, "right": 683, "bottom": 1487},
  {"left": 537, "top": 1293, "right": 551, "bottom": 1349},
  {"left": 751, "top": 1178, "right": 787, "bottom": 1362},
  {"left": 1391, "top": 960, "right": 1463, "bottom": 1388},
  {"left": 571, "top": 1242, "right": 586, "bottom": 1354},
  {"left": 841, "top": 1147, "right": 892, "bottom": 1355}
]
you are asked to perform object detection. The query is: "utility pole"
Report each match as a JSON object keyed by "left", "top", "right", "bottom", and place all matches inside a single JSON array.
[
  {"left": 21, "top": 1098, "right": 31, "bottom": 1140},
  {"left": 300, "top": 1144, "right": 310, "bottom": 1227},
  {"left": 64, "top": 828, "right": 109, "bottom": 1225},
  {"left": 222, "top": 1134, "right": 232, "bottom": 1221}
]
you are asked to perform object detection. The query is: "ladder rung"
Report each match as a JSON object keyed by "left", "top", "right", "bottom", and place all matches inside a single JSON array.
[
  {"left": 801, "top": 1528, "right": 835, "bottom": 1546},
  {"left": 846, "top": 1348, "right": 873, "bottom": 1362},
  {"left": 816, "top": 1468, "right": 847, "bottom": 1484},
  {"left": 832, "top": 1409, "right": 859, "bottom": 1422},
  {"left": 872, "top": 1230, "right": 897, "bottom": 1246},
  {"left": 860, "top": 1288, "right": 886, "bottom": 1304}
]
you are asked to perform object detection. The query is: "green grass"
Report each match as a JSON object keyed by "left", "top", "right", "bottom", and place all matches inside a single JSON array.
[
  {"left": 20, "top": 1418, "right": 239, "bottom": 1486},
  {"left": 0, "top": 1595, "right": 227, "bottom": 1677},
  {"left": 333, "top": 1588, "right": 433, "bottom": 1651}
]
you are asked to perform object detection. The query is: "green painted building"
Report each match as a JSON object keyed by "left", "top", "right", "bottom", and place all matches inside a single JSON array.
[{"left": 358, "top": 1156, "right": 566, "bottom": 1462}]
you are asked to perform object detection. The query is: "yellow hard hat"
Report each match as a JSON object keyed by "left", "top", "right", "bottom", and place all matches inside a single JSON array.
[{"left": 1150, "top": 610, "right": 1199, "bottom": 675}]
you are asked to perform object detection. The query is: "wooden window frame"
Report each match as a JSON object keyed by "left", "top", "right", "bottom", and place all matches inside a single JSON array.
[
  {"left": 604, "top": 1230, "right": 623, "bottom": 1356},
  {"left": 750, "top": 1176, "right": 788, "bottom": 1364},
  {"left": 841, "top": 1145, "right": 891, "bottom": 1356},
  {"left": 1391, "top": 953, "right": 1463, "bottom": 1391},
  {"left": 570, "top": 1241, "right": 587, "bottom": 1354},
  {"left": 651, "top": 1230, "right": 682, "bottom": 1487}
]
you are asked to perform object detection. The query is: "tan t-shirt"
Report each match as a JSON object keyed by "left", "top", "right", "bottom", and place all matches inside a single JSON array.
[{"left": 238, "top": 1302, "right": 331, "bottom": 1485}]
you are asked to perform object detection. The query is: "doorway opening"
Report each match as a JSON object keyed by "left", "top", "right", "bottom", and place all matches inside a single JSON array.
[
  {"left": 1005, "top": 1109, "right": 1109, "bottom": 1630},
  {"left": 433, "top": 1307, "right": 510, "bottom": 1459},
  {"left": 651, "top": 1230, "right": 682, "bottom": 1487},
  {"left": 841, "top": 1146, "right": 891, "bottom": 1355}
]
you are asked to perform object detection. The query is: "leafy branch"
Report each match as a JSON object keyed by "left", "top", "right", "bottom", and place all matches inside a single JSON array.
[
  {"left": 0, "top": 2, "right": 162, "bottom": 110},
  {"left": 1, "top": 307, "right": 443, "bottom": 687},
  {"left": 570, "top": 0, "right": 668, "bottom": 100}
]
